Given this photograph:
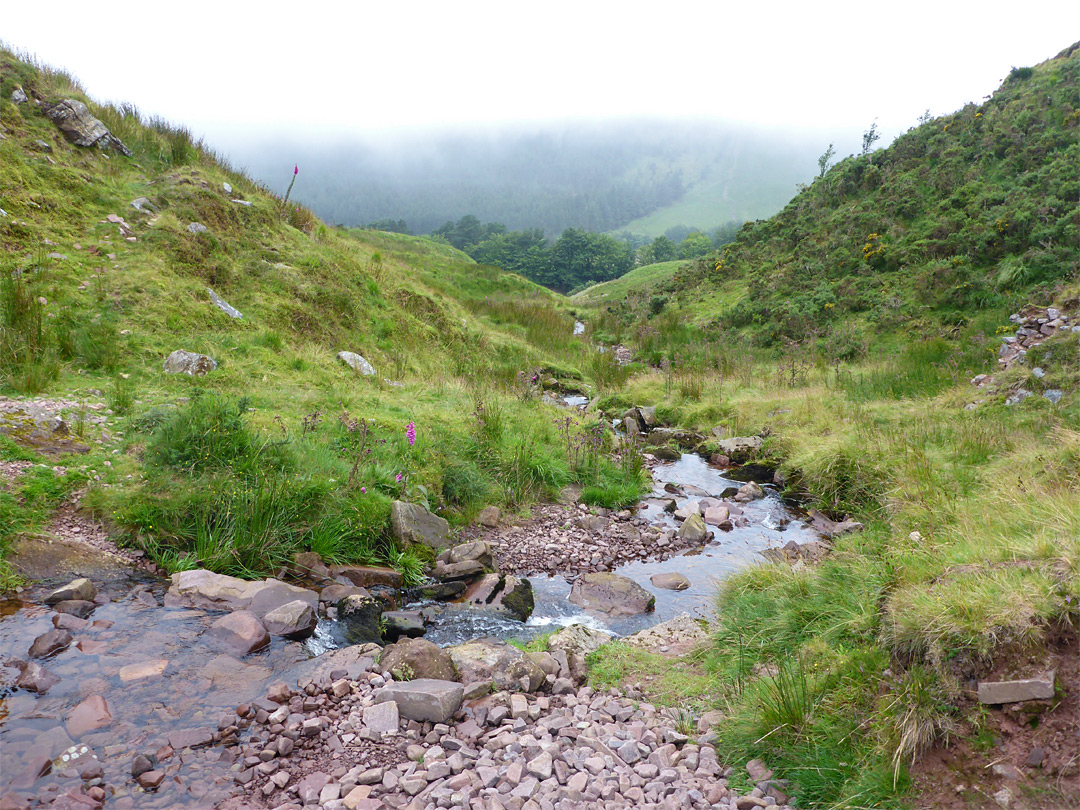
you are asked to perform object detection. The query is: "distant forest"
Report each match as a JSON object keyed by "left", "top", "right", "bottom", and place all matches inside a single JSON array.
[
  {"left": 229, "top": 120, "right": 830, "bottom": 238},
  {"left": 399, "top": 216, "right": 744, "bottom": 294}
]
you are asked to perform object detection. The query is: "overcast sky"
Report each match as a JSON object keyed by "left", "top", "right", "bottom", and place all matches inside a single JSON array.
[{"left": 4, "top": 1, "right": 1078, "bottom": 150}]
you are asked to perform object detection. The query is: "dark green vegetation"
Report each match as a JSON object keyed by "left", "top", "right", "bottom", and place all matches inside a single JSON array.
[
  {"left": 589, "top": 42, "right": 1078, "bottom": 354},
  {"left": 430, "top": 216, "right": 732, "bottom": 294},
  {"left": 0, "top": 48, "right": 646, "bottom": 583},
  {"left": 572, "top": 44, "right": 1080, "bottom": 809},
  {"left": 231, "top": 121, "right": 823, "bottom": 239}
]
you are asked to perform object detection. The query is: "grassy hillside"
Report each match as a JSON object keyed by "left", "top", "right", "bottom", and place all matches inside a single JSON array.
[
  {"left": 0, "top": 49, "right": 646, "bottom": 583},
  {"left": 572, "top": 260, "right": 685, "bottom": 305},
  {"left": 591, "top": 44, "right": 1078, "bottom": 354}
]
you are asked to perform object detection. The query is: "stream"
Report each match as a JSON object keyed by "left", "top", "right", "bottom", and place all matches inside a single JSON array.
[{"left": 0, "top": 443, "right": 818, "bottom": 804}]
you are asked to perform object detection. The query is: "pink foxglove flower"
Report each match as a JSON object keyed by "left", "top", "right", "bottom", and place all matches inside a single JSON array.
[{"left": 406, "top": 422, "right": 416, "bottom": 447}]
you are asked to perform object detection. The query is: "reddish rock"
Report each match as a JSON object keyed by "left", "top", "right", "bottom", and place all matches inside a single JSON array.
[
  {"left": 15, "top": 661, "right": 61, "bottom": 694},
  {"left": 53, "top": 601, "right": 96, "bottom": 618},
  {"left": 65, "top": 695, "right": 113, "bottom": 737},
  {"left": 137, "top": 770, "right": 166, "bottom": 789},
  {"left": 51, "top": 614, "right": 89, "bottom": 632},
  {"left": 28, "top": 629, "right": 72, "bottom": 658}
]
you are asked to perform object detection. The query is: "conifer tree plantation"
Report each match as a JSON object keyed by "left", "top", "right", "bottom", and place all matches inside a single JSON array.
[{"left": 0, "top": 36, "right": 1077, "bottom": 810}]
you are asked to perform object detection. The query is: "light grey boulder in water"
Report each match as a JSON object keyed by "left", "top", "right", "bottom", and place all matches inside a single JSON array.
[
  {"left": 163, "top": 350, "right": 217, "bottom": 376},
  {"left": 208, "top": 288, "right": 242, "bottom": 319},
  {"left": 337, "top": 351, "right": 375, "bottom": 375},
  {"left": 43, "top": 99, "right": 131, "bottom": 155}
]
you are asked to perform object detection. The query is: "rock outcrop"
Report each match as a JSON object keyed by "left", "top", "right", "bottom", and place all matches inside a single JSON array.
[{"left": 43, "top": 99, "right": 131, "bottom": 155}]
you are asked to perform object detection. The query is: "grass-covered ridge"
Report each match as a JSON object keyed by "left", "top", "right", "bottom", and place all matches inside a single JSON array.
[
  {"left": 587, "top": 44, "right": 1078, "bottom": 351},
  {"left": 0, "top": 48, "right": 647, "bottom": 580}
]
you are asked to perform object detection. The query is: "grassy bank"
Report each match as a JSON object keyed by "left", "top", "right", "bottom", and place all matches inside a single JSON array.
[{"left": 583, "top": 309, "right": 1079, "bottom": 807}]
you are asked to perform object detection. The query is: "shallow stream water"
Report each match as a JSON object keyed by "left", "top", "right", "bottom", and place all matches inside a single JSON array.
[{"left": 0, "top": 449, "right": 817, "bottom": 802}]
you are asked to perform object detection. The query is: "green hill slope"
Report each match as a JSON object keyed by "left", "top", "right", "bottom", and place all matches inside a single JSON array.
[
  {"left": 572, "top": 260, "right": 686, "bottom": 305},
  {"left": 0, "top": 49, "right": 645, "bottom": 583},
  {"left": 595, "top": 44, "right": 1078, "bottom": 348}
]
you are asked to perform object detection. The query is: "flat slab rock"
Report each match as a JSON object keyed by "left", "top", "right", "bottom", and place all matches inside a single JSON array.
[
  {"left": 167, "top": 569, "right": 317, "bottom": 617},
  {"left": 977, "top": 671, "right": 1056, "bottom": 704},
  {"left": 373, "top": 679, "right": 463, "bottom": 723}
]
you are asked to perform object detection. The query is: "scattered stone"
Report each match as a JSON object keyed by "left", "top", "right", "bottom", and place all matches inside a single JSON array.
[
  {"left": 362, "top": 700, "right": 400, "bottom": 735},
  {"left": 15, "top": 660, "right": 61, "bottom": 693},
  {"left": 337, "top": 351, "right": 376, "bottom": 375},
  {"left": 446, "top": 637, "right": 545, "bottom": 693},
  {"left": 118, "top": 659, "right": 168, "bottom": 682},
  {"left": 65, "top": 695, "right": 112, "bottom": 738},
  {"left": 52, "top": 600, "right": 96, "bottom": 618},
  {"left": 677, "top": 512, "right": 710, "bottom": 543},
  {"left": 338, "top": 594, "right": 384, "bottom": 645},
  {"left": 163, "top": 350, "right": 217, "bottom": 376},
  {"left": 381, "top": 610, "right": 426, "bottom": 640},
  {"left": 12, "top": 87, "right": 27, "bottom": 103},
  {"left": 187, "top": 222, "right": 208, "bottom": 234},
  {"left": 28, "top": 629, "right": 72, "bottom": 658},
  {"left": 462, "top": 573, "right": 535, "bottom": 621},
  {"left": 208, "top": 288, "right": 242, "bottom": 319}
]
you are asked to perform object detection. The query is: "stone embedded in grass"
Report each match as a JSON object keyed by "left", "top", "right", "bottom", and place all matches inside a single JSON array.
[
  {"left": 43, "top": 99, "right": 131, "bottom": 155},
  {"left": 187, "top": 222, "right": 208, "bottom": 234},
  {"left": 208, "top": 287, "right": 242, "bottom": 319},
  {"left": 163, "top": 350, "right": 217, "bottom": 376},
  {"left": 337, "top": 351, "right": 376, "bottom": 375},
  {"left": 390, "top": 500, "right": 450, "bottom": 549}
]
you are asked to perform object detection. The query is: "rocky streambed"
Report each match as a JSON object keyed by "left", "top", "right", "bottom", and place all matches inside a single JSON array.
[{"left": 1, "top": 431, "right": 839, "bottom": 809}]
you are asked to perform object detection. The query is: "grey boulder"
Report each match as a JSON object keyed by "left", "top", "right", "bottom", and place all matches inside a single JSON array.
[
  {"left": 391, "top": 500, "right": 450, "bottom": 549},
  {"left": 163, "top": 350, "right": 217, "bottom": 376}
]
